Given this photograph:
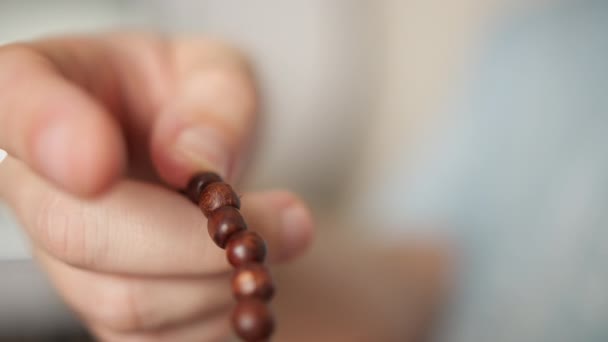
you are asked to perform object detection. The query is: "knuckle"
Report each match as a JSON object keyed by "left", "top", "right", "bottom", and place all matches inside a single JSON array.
[
  {"left": 189, "top": 65, "right": 258, "bottom": 136},
  {"left": 32, "top": 191, "right": 109, "bottom": 271},
  {"left": 0, "top": 43, "right": 36, "bottom": 61},
  {"left": 213, "top": 65, "right": 257, "bottom": 113},
  {"left": 34, "top": 191, "right": 79, "bottom": 261},
  {"left": 0, "top": 43, "right": 50, "bottom": 80},
  {"left": 176, "top": 38, "right": 258, "bottom": 119}
]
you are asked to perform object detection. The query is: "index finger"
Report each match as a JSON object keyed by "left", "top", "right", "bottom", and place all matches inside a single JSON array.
[{"left": 0, "top": 155, "right": 314, "bottom": 276}]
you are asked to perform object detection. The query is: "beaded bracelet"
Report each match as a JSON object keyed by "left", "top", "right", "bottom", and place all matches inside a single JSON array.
[{"left": 184, "top": 172, "right": 275, "bottom": 341}]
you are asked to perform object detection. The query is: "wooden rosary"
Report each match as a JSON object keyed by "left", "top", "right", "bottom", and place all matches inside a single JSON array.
[{"left": 184, "top": 171, "right": 275, "bottom": 341}]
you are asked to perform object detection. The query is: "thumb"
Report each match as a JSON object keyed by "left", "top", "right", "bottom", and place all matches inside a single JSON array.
[{"left": 151, "top": 39, "right": 258, "bottom": 188}]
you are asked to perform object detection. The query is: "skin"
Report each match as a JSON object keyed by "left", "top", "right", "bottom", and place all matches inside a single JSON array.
[{"left": 0, "top": 33, "right": 315, "bottom": 341}]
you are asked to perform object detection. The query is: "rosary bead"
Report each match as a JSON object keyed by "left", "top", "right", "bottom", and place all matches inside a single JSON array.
[
  {"left": 232, "top": 264, "right": 275, "bottom": 301},
  {"left": 226, "top": 231, "right": 267, "bottom": 267},
  {"left": 199, "top": 182, "right": 241, "bottom": 216},
  {"left": 184, "top": 172, "right": 276, "bottom": 340},
  {"left": 207, "top": 206, "right": 247, "bottom": 248},
  {"left": 232, "top": 299, "right": 275, "bottom": 341},
  {"left": 186, "top": 172, "right": 222, "bottom": 203}
]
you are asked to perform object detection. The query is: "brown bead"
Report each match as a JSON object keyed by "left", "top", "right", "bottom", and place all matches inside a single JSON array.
[
  {"left": 232, "top": 299, "right": 275, "bottom": 341},
  {"left": 207, "top": 206, "right": 247, "bottom": 248},
  {"left": 185, "top": 172, "right": 222, "bottom": 203},
  {"left": 232, "top": 264, "right": 275, "bottom": 301},
  {"left": 226, "top": 231, "right": 267, "bottom": 267},
  {"left": 199, "top": 182, "right": 241, "bottom": 216}
]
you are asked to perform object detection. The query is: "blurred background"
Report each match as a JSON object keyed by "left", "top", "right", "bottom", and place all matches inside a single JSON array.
[{"left": 3, "top": 0, "right": 607, "bottom": 341}]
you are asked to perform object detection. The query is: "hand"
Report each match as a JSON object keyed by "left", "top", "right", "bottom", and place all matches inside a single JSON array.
[{"left": 0, "top": 33, "right": 314, "bottom": 341}]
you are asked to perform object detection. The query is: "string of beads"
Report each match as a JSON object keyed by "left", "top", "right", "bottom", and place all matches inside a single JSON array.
[{"left": 185, "top": 171, "right": 275, "bottom": 341}]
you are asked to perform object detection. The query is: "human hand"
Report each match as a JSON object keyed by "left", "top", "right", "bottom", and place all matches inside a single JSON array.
[{"left": 0, "top": 33, "right": 314, "bottom": 341}]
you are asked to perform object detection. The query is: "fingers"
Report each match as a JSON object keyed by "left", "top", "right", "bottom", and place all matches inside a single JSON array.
[
  {"left": 0, "top": 44, "right": 126, "bottom": 196},
  {"left": 150, "top": 38, "right": 258, "bottom": 186},
  {"left": 1, "top": 156, "right": 314, "bottom": 276},
  {"left": 36, "top": 249, "right": 232, "bottom": 334},
  {"left": 0, "top": 34, "right": 259, "bottom": 195}
]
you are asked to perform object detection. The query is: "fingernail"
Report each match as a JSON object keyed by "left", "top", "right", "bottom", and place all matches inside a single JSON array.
[
  {"left": 280, "top": 204, "right": 315, "bottom": 259},
  {"left": 173, "top": 126, "right": 231, "bottom": 178}
]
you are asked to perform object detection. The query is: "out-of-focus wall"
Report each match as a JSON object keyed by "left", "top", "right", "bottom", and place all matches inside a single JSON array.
[
  {"left": 340, "top": 0, "right": 495, "bottom": 216},
  {"left": 0, "top": 0, "right": 146, "bottom": 44},
  {"left": 340, "top": 0, "right": 551, "bottom": 223}
]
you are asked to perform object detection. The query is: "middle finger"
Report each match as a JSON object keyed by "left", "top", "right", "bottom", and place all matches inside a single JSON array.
[
  {"left": 35, "top": 249, "right": 232, "bottom": 333},
  {"left": 2, "top": 155, "right": 313, "bottom": 276}
]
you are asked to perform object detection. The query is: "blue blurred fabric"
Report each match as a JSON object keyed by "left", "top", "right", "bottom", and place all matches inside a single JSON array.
[{"left": 383, "top": 1, "right": 608, "bottom": 341}]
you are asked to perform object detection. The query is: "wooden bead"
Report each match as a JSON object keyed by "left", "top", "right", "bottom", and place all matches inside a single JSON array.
[
  {"left": 226, "top": 231, "right": 267, "bottom": 267},
  {"left": 232, "top": 299, "right": 275, "bottom": 341},
  {"left": 186, "top": 172, "right": 222, "bottom": 203},
  {"left": 183, "top": 174, "right": 276, "bottom": 340},
  {"left": 232, "top": 264, "right": 275, "bottom": 301},
  {"left": 207, "top": 207, "right": 247, "bottom": 248},
  {"left": 199, "top": 182, "right": 241, "bottom": 216}
]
